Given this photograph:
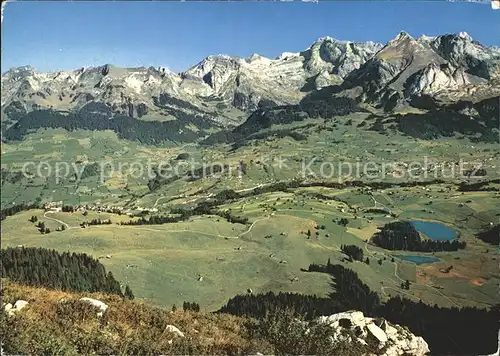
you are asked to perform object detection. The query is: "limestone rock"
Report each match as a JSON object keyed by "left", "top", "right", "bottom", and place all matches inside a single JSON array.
[
  {"left": 318, "top": 310, "right": 366, "bottom": 328},
  {"left": 79, "top": 297, "right": 108, "bottom": 317},
  {"left": 14, "top": 300, "right": 29, "bottom": 310},
  {"left": 165, "top": 324, "right": 185, "bottom": 338},
  {"left": 4, "top": 303, "right": 13, "bottom": 313},
  {"left": 367, "top": 323, "right": 388, "bottom": 343},
  {"left": 4, "top": 300, "right": 29, "bottom": 317},
  {"left": 316, "top": 310, "right": 430, "bottom": 355}
]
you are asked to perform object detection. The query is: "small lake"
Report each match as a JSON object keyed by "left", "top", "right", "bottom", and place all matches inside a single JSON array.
[
  {"left": 410, "top": 220, "right": 457, "bottom": 241},
  {"left": 394, "top": 254, "right": 440, "bottom": 265}
]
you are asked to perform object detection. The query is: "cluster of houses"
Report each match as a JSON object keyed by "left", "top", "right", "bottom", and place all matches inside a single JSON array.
[
  {"left": 43, "top": 201, "right": 158, "bottom": 216},
  {"left": 43, "top": 201, "right": 63, "bottom": 213}
]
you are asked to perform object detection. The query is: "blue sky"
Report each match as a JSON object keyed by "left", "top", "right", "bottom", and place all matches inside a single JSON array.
[{"left": 2, "top": 1, "right": 499, "bottom": 73}]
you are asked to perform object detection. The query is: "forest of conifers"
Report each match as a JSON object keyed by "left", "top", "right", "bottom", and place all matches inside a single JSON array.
[
  {"left": 220, "top": 259, "right": 499, "bottom": 356},
  {"left": 1, "top": 247, "right": 128, "bottom": 297}
]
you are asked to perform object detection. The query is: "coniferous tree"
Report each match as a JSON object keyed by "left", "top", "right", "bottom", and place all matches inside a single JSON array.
[
  {"left": 2, "top": 247, "right": 127, "bottom": 296},
  {"left": 124, "top": 285, "right": 134, "bottom": 300}
]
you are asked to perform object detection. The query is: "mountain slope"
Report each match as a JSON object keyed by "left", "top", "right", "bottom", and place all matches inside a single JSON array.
[
  {"left": 2, "top": 32, "right": 499, "bottom": 143},
  {"left": 1, "top": 37, "right": 382, "bottom": 125},
  {"left": 2, "top": 280, "right": 436, "bottom": 356},
  {"left": 342, "top": 32, "right": 500, "bottom": 110}
]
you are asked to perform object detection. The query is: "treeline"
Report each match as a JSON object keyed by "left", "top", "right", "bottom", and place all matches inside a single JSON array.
[
  {"left": 82, "top": 218, "right": 112, "bottom": 226},
  {"left": 476, "top": 224, "right": 500, "bottom": 245},
  {"left": 215, "top": 178, "right": 499, "bottom": 207},
  {"left": 371, "top": 221, "right": 466, "bottom": 252},
  {"left": 120, "top": 215, "right": 185, "bottom": 226},
  {"left": 147, "top": 174, "right": 181, "bottom": 192},
  {"left": 396, "top": 110, "right": 499, "bottom": 143},
  {"left": 182, "top": 301, "right": 200, "bottom": 312},
  {"left": 340, "top": 245, "right": 364, "bottom": 262},
  {"left": 307, "top": 261, "right": 380, "bottom": 315},
  {"left": 217, "top": 210, "right": 249, "bottom": 224},
  {"left": 146, "top": 178, "right": 482, "bottom": 221},
  {"left": 219, "top": 291, "right": 341, "bottom": 320},
  {"left": 1, "top": 247, "right": 131, "bottom": 297},
  {"left": 364, "top": 208, "right": 394, "bottom": 215},
  {"left": 458, "top": 178, "right": 500, "bottom": 192},
  {"left": 3, "top": 105, "right": 214, "bottom": 144},
  {"left": 1, "top": 203, "right": 39, "bottom": 221},
  {"left": 379, "top": 297, "right": 499, "bottom": 356},
  {"left": 120, "top": 204, "right": 248, "bottom": 226}
]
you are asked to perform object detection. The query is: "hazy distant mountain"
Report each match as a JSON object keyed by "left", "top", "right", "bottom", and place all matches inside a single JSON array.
[
  {"left": 1, "top": 32, "right": 499, "bottom": 129},
  {"left": 0, "top": 37, "right": 381, "bottom": 126}
]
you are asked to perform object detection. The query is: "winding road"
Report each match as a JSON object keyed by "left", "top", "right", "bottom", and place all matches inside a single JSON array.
[{"left": 43, "top": 211, "right": 77, "bottom": 230}]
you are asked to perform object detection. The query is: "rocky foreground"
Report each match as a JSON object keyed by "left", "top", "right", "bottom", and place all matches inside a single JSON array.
[
  {"left": 1, "top": 281, "right": 429, "bottom": 355},
  {"left": 315, "top": 311, "right": 429, "bottom": 356}
]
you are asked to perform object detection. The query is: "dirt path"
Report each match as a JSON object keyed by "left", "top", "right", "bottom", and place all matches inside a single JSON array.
[
  {"left": 238, "top": 215, "right": 271, "bottom": 238},
  {"left": 43, "top": 211, "right": 77, "bottom": 230}
]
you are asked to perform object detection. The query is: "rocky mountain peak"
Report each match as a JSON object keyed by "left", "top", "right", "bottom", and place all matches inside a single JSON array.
[
  {"left": 303, "top": 36, "right": 383, "bottom": 78},
  {"left": 2, "top": 32, "right": 498, "bottom": 122},
  {"left": 388, "top": 31, "right": 415, "bottom": 46},
  {"left": 429, "top": 33, "right": 500, "bottom": 79},
  {"left": 2, "top": 65, "right": 37, "bottom": 83},
  {"left": 458, "top": 31, "right": 472, "bottom": 40}
]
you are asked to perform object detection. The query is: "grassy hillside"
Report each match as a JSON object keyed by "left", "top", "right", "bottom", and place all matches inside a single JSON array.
[{"left": 1, "top": 280, "right": 370, "bottom": 356}]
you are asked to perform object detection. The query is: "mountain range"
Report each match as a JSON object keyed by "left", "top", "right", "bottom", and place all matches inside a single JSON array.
[{"left": 2, "top": 31, "right": 499, "bottom": 142}]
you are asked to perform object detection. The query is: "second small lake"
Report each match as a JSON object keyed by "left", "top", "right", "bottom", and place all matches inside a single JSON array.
[{"left": 394, "top": 254, "right": 440, "bottom": 265}]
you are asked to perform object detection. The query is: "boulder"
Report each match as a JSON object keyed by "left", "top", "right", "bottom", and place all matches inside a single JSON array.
[
  {"left": 5, "top": 300, "right": 29, "bottom": 317},
  {"left": 367, "top": 323, "right": 388, "bottom": 343},
  {"left": 165, "top": 324, "right": 185, "bottom": 338},
  {"left": 4, "top": 303, "right": 13, "bottom": 313},
  {"left": 318, "top": 310, "right": 366, "bottom": 328},
  {"left": 384, "top": 333, "right": 430, "bottom": 356},
  {"left": 316, "top": 311, "right": 429, "bottom": 355},
  {"left": 79, "top": 297, "right": 108, "bottom": 317},
  {"left": 385, "top": 324, "right": 399, "bottom": 339},
  {"left": 14, "top": 300, "right": 29, "bottom": 310}
]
